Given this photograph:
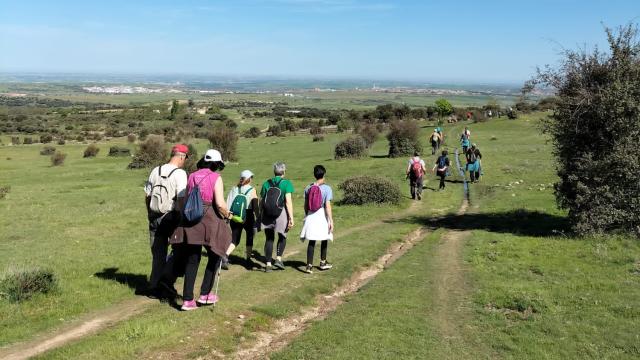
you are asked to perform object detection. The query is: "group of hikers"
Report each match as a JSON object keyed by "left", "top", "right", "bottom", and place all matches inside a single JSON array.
[
  {"left": 143, "top": 145, "right": 334, "bottom": 311},
  {"left": 406, "top": 126, "right": 483, "bottom": 199}
]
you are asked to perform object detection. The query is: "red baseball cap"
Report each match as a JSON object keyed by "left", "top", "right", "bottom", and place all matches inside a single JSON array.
[{"left": 171, "top": 144, "right": 189, "bottom": 157}]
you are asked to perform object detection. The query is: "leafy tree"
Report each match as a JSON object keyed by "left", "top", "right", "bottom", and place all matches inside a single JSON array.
[
  {"left": 386, "top": 120, "right": 422, "bottom": 158},
  {"left": 208, "top": 125, "right": 238, "bottom": 161},
  {"left": 530, "top": 24, "right": 640, "bottom": 236},
  {"left": 434, "top": 99, "right": 453, "bottom": 118}
]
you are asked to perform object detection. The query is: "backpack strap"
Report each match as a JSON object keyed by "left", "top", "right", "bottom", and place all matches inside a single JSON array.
[
  {"left": 158, "top": 165, "right": 163, "bottom": 177},
  {"left": 243, "top": 186, "right": 253, "bottom": 196},
  {"left": 166, "top": 168, "right": 178, "bottom": 178}
]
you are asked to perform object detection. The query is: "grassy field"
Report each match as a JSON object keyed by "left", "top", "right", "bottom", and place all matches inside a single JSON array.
[
  {"left": 1, "top": 113, "right": 638, "bottom": 359},
  {"left": 274, "top": 116, "right": 640, "bottom": 359}
]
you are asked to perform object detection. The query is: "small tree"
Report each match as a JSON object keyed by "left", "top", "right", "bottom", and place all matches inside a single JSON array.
[
  {"left": 334, "top": 136, "right": 367, "bottom": 159},
  {"left": 530, "top": 24, "right": 640, "bottom": 236},
  {"left": 40, "top": 146, "right": 56, "bottom": 155},
  {"left": 127, "top": 134, "right": 137, "bottom": 143},
  {"left": 356, "top": 123, "right": 380, "bottom": 148},
  {"left": 387, "top": 120, "right": 422, "bottom": 158},
  {"left": 435, "top": 99, "right": 454, "bottom": 118},
  {"left": 184, "top": 144, "right": 199, "bottom": 173},
  {"left": 243, "top": 126, "right": 262, "bottom": 138},
  {"left": 51, "top": 151, "right": 67, "bottom": 166},
  {"left": 208, "top": 126, "right": 238, "bottom": 162},
  {"left": 128, "top": 135, "right": 168, "bottom": 169},
  {"left": 83, "top": 144, "right": 100, "bottom": 158}
]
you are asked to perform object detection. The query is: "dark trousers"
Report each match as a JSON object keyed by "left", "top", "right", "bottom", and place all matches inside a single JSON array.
[
  {"left": 148, "top": 212, "right": 178, "bottom": 288},
  {"left": 173, "top": 244, "right": 221, "bottom": 301},
  {"left": 410, "top": 176, "right": 423, "bottom": 199},
  {"left": 307, "top": 240, "right": 328, "bottom": 265},
  {"left": 231, "top": 211, "right": 255, "bottom": 247},
  {"left": 264, "top": 229, "right": 286, "bottom": 263},
  {"left": 431, "top": 140, "right": 438, "bottom": 155},
  {"left": 438, "top": 171, "right": 446, "bottom": 189}
]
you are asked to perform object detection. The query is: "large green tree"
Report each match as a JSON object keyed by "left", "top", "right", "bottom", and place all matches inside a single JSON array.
[{"left": 530, "top": 24, "right": 640, "bottom": 236}]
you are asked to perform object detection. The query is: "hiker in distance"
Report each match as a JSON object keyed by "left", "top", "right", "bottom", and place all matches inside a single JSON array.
[
  {"left": 143, "top": 144, "right": 188, "bottom": 298},
  {"left": 406, "top": 151, "right": 427, "bottom": 200},
  {"left": 430, "top": 128, "right": 442, "bottom": 155},
  {"left": 433, "top": 149, "right": 451, "bottom": 191},
  {"left": 169, "top": 149, "right": 232, "bottom": 311},
  {"left": 300, "top": 165, "right": 334, "bottom": 274},
  {"left": 460, "top": 126, "right": 471, "bottom": 154},
  {"left": 466, "top": 143, "right": 483, "bottom": 183},
  {"left": 260, "top": 162, "right": 295, "bottom": 273},
  {"left": 224, "top": 169, "right": 259, "bottom": 270}
]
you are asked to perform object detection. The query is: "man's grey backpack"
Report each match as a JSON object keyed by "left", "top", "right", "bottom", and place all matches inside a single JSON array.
[{"left": 149, "top": 165, "right": 179, "bottom": 214}]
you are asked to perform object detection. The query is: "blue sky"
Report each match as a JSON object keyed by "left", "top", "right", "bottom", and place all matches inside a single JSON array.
[{"left": 1, "top": 0, "right": 639, "bottom": 83}]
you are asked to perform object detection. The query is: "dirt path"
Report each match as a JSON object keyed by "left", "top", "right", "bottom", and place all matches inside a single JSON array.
[
  {"left": 230, "top": 199, "right": 470, "bottom": 360},
  {"left": 0, "top": 200, "right": 424, "bottom": 360}
]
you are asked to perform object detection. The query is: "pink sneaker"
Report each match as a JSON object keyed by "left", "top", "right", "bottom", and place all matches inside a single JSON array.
[
  {"left": 197, "top": 293, "right": 219, "bottom": 305},
  {"left": 181, "top": 299, "right": 198, "bottom": 311}
]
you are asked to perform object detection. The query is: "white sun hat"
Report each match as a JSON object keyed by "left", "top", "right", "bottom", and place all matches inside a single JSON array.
[
  {"left": 240, "top": 170, "right": 254, "bottom": 179},
  {"left": 204, "top": 149, "right": 223, "bottom": 162}
]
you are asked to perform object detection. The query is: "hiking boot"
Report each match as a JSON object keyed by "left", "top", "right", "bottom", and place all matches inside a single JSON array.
[
  {"left": 273, "top": 259, "right": 285, "bottom": 270},
  {"left": 304, "top": 264, "right": 314, "bottom": 274},
  {"left": 264, "top": 264, "right": 273, "bottom": 273},
  {"left": 197, "top": 293, "right": 219, "bottom": 305},
  {"left": 221, "top": 258, "right": 229, "bottom": 271},
  {"left": 319, "top": 261, "right": 333, "bottom": 271},
  {"left": 181, "top": 300, "right": 198, "bottom": 311},
  {"left": 417, "top": 194, "right": 422, "bottom": 200}
]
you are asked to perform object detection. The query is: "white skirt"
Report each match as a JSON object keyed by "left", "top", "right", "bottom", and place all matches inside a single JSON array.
[{"left": 299, "top": 207, "right": 333, "bottom": 242}]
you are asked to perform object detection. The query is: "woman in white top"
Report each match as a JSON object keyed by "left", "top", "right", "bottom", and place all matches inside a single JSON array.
[
  {"left": 223, "top": 170, "right": 259, "bottom": 269},
  {"left": 300, "top": 165, "right": 334, "bottom": 274}
]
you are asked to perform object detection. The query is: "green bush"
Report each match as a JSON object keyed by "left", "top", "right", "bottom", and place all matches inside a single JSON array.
[
  {"left": 11, "top": 137, "right": 19, "bottom": 145},
  {"left": 39, "top": 145, "right": 56, "bottom": 155},
  {"left": 208, "top": 126, "right": 238, "bottom": 162},
  {"left": 50, "top": 151, "right": 66, "bottom": 166},
  {"left": 386, "top": 120, "right": 422, "bottom": 158},
  {"left": 39, "top": 134, "right": 53, "bottom": 144},
  {"left": 532, "top": 24, "right": 640, "bottom": 236},
  {"left": 312, "top": 134, "right": 325, "bottom": 142},
  {"left": 128, "top": 135, "right": 167, "bottom": 169},
  {"left": 57, "top": 138, "right": 66, "bottom": 145},
  {"left": 127, "top": 133, "right": 137, "bottom": 143},
  {"left": 338, "top": 176, "right": 402, "bottom": 205},
  {"left": 0, "top": 267, "right": 58, "bottom": 302},
  {"left": 356, "top": 123, "right": 380, "bottom": 148},
  {"left": 334, "top": 136, "right": 367, "bottom": 160},
  {"left": 243, "top": 126, "right": 262, "bottom": 138},
  {"left": 22, "top": 137, "right": 33, "bottom": 145},
  {"left": 184, "top": 144, "right": 199, "bottom": 173},
  {"left": 108, "top": 146, "right": 132, "bottom": 157},
  {"left": 83, "top": 144, "right": 100, "bottom": 158}
]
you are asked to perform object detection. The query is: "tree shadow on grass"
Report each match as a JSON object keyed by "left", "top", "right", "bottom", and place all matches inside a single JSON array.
[
  {"left": 94, "top": 267, "right": 148, "bottom": 293},
  {"left": 396, "top": 209, "right": 570, "bottom": 237},
  {"left": 369, "top": 155, "right": 389, "bottom": 159}
]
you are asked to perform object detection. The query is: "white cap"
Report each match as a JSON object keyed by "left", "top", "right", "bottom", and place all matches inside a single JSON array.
[
  {"left": 204, "top": 149, "right": 222, "bottom": 162},
  {"left": 240, "top": 170, "right": 254, "bottom": 179}
]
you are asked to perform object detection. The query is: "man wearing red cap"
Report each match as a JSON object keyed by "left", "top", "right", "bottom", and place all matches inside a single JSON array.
[{"left": 143, "top": 144, "right": 189, "bottom": 297}]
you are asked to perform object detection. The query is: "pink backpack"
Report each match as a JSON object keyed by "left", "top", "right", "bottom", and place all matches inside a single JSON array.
[{"left": 306, "top": 184, "right": 323, "bottom": 213}]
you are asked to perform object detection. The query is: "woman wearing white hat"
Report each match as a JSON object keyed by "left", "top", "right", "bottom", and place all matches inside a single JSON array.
[{"left": 223, "top": 169, "right": 259, "bottom": 269}]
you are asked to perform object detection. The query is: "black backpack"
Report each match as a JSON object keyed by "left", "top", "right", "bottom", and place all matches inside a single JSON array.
[
  {"left": 438, "top": 156, "right": 447, "bottom": 169},
  {"left": 262, "top": 179, "right": 284, "bottom": 218}
]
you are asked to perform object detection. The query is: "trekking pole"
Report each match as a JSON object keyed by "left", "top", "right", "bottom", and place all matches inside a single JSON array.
[{"left": 213, "top": 259, "right": 222, "bottom": 307}]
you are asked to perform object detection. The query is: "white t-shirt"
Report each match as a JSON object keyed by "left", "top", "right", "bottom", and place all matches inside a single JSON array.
[
  {"left": 226, "top": 184, "right": 257, "bottom": 209},
  {"left": 408, "top": 157, "right": 426, "bottom": 168},
  {"left": 144, "top": 164, "right": 188, "bottom": 210}
]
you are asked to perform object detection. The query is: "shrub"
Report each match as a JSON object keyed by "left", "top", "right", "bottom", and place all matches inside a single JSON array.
[
  {"left": 184, "top": 144, "right": 199, "bottom": 173},
  {"left": 83, "top": 144, "right": 100, "bottom": 158},
  {"left": 108, "top": 146, "right": 131, "bottom": 157},
  {"left": 23, "top": 137, "right": 33, "bottom": 145},
  {"left": 386, "top": 120, "right": 422, "bottom": 158},
  {"left": 243, "top": 126, "right": 262, "bottom": 138},
  {"left": 50, "top": 151, "right": 67, "bottom": 166},
  {"left": 0, "top": 186, "right": 9, "bottom": 200},
  {"left": 267, "top": 124, "right": 283, "bottom": 137},
  {"left": 334, "top": 136, "right": 367, "bottom": 159},
  {"left": 39, "top": 134, "right": 53, "bottom": 144},
  {"left": 531, "top": 24, "right": 640, "bottom": 236},
  {"left": 356, "top": 123, "right": 380, "bottom": 148},
  {"left": 57, "top": 138, "right": 66, "bottom": 145},
  {"left": 76, "top": 134, "right": 86, "bottom": 142},
  {"left": 313, "top": 135, "right": 325, "bottom": 142},
  {"left": 208, "top": 126, "right": 238, "bottom": 162},
  {"left": 128, "top": 135, "right": 168, "bottom": 169},
  {"left": 310, "top": 125, "right": 323, "bottom": 135},
  {"left": 127, "top": 134, "right": 137, "bottom": 143},
  {"left": 40, "top": 146, "right": 56, "bottom": 155},
  {"left": 338, "top": 176, "right": 402, "bottom": 205},
  {"left": 0, "top": 267, "right": 57, "bottom": 302},
  {"left": 11, "top": 137, "right": 20, "bottom": 145}
]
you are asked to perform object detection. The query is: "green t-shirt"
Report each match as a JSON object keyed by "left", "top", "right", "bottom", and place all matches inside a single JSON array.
[{"left": 260, "top": 176, "right": 294, "bottom": 200}]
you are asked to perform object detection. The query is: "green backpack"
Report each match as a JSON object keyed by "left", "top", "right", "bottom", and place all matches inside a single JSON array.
[{"left": 230, "top": 186, "right": 253, "bottom": 224}]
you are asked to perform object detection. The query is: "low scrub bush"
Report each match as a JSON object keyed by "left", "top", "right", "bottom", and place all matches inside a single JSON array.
[
  {"left": 338, "top": 176, "right": 402, "bottom": 205},
  {"left": 127, "top": 134, "right": 137, "bottom": 143},
  {"left": 356, "top": 123, "right": 380, "bottom": 148},
  {"left": 387, "top": 120, "right": 422, "bottom": 158},
  {"left": 313, "top": 135, "right": 325, "bottom": 142},
  {"left": 0, "top": 186, "right": 9, "bottom": 200},
  {"left": 108, "top": 146, "right": 132, "bottom": 157},
  {"left": 184, "top": 144, "right": 199, "bottom": 173},
  {"left": 39, "top": 146, "right": 56, "bottom": 155},
  {"left": 310, "top": 125, "right": 323, "bottom": 135},
  {"left": 40, "top": 134, "right": 53, "bottom": 144},
  {"left": 128, "top": 135, "right": 167, "bottom": 169},
  {"left": 11, "top": 137, "right": 20, "bottom": 145},
  {"left": 243, "top": 126, "right": 262, "bottom": 138},
  {"left": 0, "top": 267, "right": 58, "bottom": 302},
  {"left": 334, "top": 136, "right": 367, "bottom": 159},
  {"left": 51, "top": 151, "right": 67, "bottom": 166},
  {"left": 57, "top": 138, "right": 66, "bottom": 145},
  {"left": 208, "top": 126, "right": 238, "bottom": 162},
  {"left": 83, "top": 144, "right": 100, "bottom": 158},
  {"left": 23, "top": 137, "right": 33, "bottom": 145}
]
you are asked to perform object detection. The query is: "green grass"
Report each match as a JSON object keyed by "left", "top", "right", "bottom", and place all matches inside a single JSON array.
[{"left": 274, "top": 115, "right": 640, "bottom": 359}]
